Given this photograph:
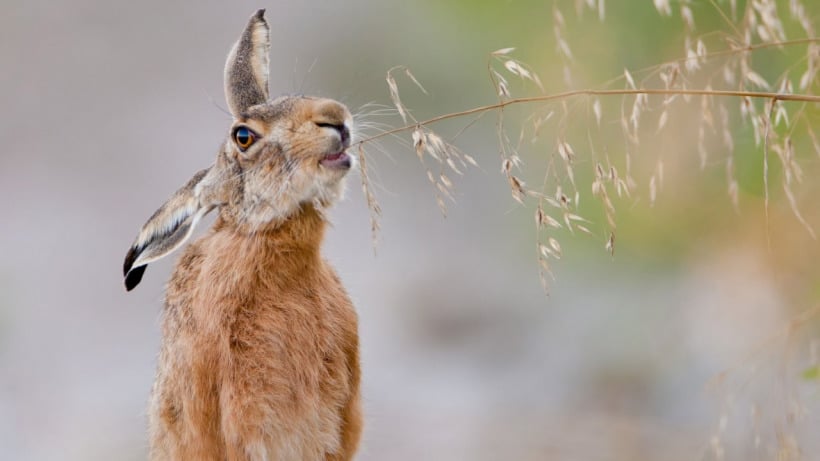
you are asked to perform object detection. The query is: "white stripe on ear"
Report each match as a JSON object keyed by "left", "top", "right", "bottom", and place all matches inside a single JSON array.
[{"left": 123, "top": 168, "right": 214, "bottom": 291}]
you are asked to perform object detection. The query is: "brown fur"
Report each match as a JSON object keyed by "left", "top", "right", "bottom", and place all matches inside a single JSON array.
[
  {"left": 149, "top": 206, "right": 361, "bottom": 460},
  {"left": 124, "top": 10, "right": 362, "bottom": 460}
]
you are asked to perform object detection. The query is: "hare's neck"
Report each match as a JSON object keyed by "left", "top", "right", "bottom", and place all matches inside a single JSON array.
[{"left": 212, "top": 204, "right": 327, "bottom": 274}]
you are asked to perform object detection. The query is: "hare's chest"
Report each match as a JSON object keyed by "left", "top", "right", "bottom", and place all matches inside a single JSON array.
[
  {"left": 218, "top": 290, "right": 355, "bottom": 448},
  {"left": 228, "top": 291, "right": 354, "bottom": 388}
]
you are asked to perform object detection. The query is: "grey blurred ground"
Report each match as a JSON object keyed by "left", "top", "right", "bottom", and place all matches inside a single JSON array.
[{"left": 1, "top": 1, "right": 818, "bottom": 460}]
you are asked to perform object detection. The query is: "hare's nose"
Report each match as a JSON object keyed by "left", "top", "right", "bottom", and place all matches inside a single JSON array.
[
  {"left": 338, "top": 124, "right": 350, "bottom": 145},
  {"left": 316, "top": 123, "right": 350, "bottom": 146}
]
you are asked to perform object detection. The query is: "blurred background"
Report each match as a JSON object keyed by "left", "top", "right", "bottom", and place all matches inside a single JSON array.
[{"left": 2, "top": 1, "right": 820, "bottom": 460}]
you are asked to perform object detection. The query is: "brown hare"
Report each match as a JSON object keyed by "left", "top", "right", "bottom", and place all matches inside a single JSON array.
[{"left": 123, "top": 10, "right": 361, "bottom": 460}]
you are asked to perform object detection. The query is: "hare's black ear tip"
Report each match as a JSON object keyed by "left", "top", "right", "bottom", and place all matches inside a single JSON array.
[
  {"left": 123, "top": 245, "right": 146, "bottom": 291},
  {"left": 123, "top": 246, "right": 140, "bottom": 276},
  {"left": 124, "top": 265, "right": 147, "bottom": 291},
  {"left": 254, "top": 9, "right": 266, "bottom": 19}
]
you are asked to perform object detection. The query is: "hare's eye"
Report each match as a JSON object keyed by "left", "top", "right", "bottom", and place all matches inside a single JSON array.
[{"left": 233, "top": 126, "right": 256, "bottom": 150}]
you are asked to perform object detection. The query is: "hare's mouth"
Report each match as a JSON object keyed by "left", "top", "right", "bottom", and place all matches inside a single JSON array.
[{"left": 320, "top": 151, "right": 352, "bottom": 170}]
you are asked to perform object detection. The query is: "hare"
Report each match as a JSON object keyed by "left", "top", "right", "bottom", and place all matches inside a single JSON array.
[{"left": 123, "top": 10, "right": 362, "bottom": 461}]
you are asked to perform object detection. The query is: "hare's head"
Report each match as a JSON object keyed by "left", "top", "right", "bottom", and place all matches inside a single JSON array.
[{"left": 123, "top": 10, "right": 354, "bottom": 290}]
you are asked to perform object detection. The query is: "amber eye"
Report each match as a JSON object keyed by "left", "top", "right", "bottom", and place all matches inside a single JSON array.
[{"left": 233, "top": 126, "right": 256, "bottom": 150}]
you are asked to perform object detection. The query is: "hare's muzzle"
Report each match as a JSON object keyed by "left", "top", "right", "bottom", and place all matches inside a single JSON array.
[
  {"left": 320, "top": 151, "right": 352, "bottom": 170},
  {"left": 318, "top": 122, "right": 352, "bottom": 170}
]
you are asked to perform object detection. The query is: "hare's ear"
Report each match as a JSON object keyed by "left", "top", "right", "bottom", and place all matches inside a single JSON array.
[
  {"left": 224, "top": 9, "right": 270, "bottom": 116},
  {"left": 123, "top": 168, "right": 216, "bottom": 291}
]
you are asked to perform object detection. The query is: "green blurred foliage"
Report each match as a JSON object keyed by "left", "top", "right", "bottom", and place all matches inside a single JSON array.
[
  {"left": 410, "top": 1, "right": 820, "bottom": 272},
  {"left": 803, "top": 365, "right": 820, "bottom": 380}
]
